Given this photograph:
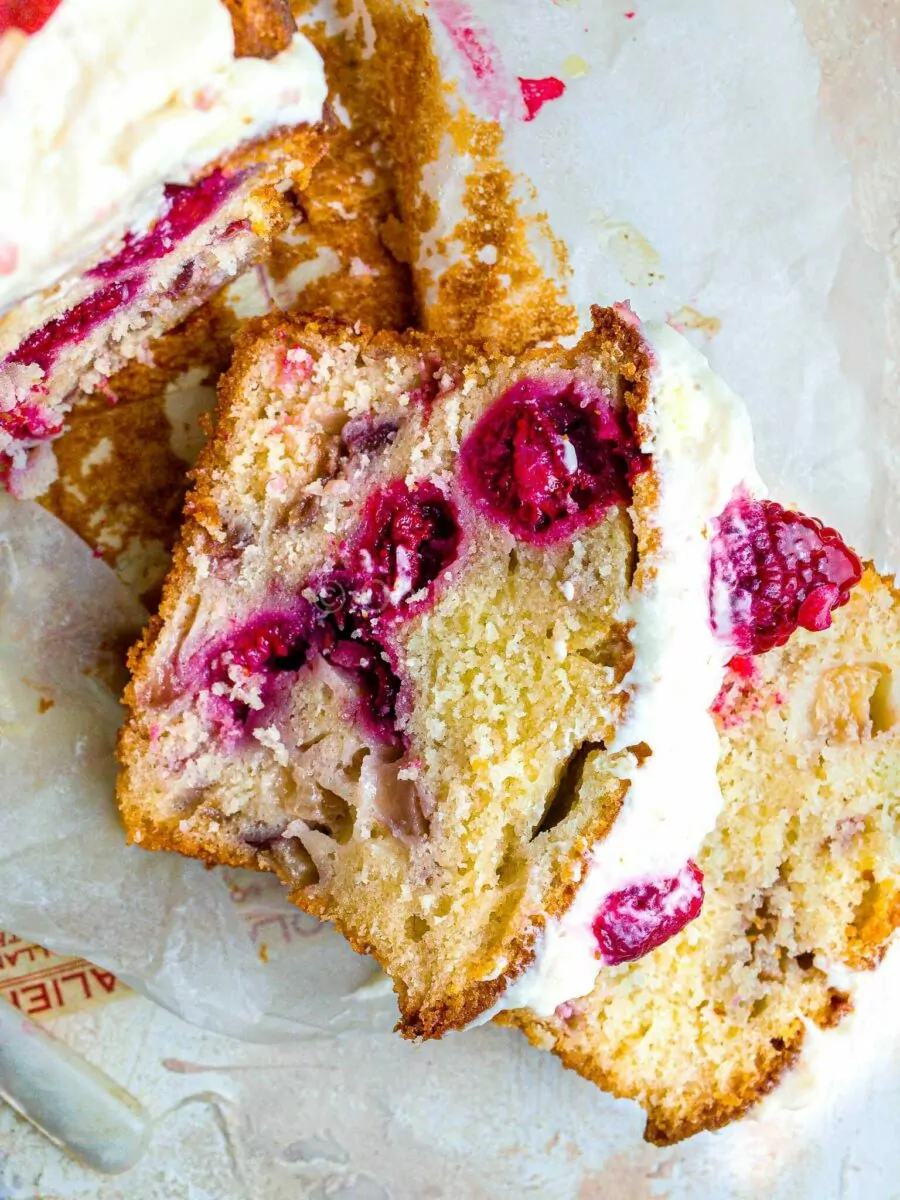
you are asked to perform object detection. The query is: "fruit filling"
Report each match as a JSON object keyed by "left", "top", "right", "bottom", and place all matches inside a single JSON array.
[
  {"left": 460, "top": 375, "right": 646, "bottom": 543},
  {"left": 343, "top": 480, "right": 461, "bottom": 619},
  {"left": 5, "top": 275, "right": 145, "bottom": 372},
  {"left": 87, "top": 170, "right": 242, "bottom": 281},
  {"left": 0, "top": 400, "right": 62, "bottom": 442},
  {"left": 201, "top": 606, "right": 315, "bottom": 726},
  {"left": 710, "top": 494, "right": 862, "bottom": 655},
  {"left": 341, "top": 415, "right": 399, "bottom": 457},
  {"left": 194, "top": 480, "right": 461, "bottom": 748},
  {"left": 592, "top": 861, "right": 704, "bottom": 966}
]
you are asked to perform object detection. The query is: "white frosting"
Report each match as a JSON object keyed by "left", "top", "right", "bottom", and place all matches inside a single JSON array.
[
  {"left": 484, "top": 321, "right": 765, "bottom": 1020},
  {"left": 0, "top": 0, "right": 326, "bottom": 314}
]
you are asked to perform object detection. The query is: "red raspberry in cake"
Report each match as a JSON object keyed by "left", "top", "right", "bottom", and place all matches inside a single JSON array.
[
  {"left": 460, "top": 376, "right": 646, "bottom": 543},
  {"left": 0, "top": 400, "right": 61, "bottom": 443},
  {"left": 197, "top": 606, "right": 313, "bottom": 729},
  {"left": 211, "top": 610, "right": 311, "bottom": 678},
  {"left": 86, "top": 171, "right": 243, "bottom": 281},
  {"left": 593, "top": 861, "right": 704, "bottom": 966},
  {"left": 309, "top": 482, "right": 459, "bottom": 744},
  {"left": 322, "top": 634, "right": 403, "bottom": 748},
  {"left": 710, "top": 494, "right": 862, "bottom": 655},
  {"left": 315, "top": 482, "right": 460, "bottom": 741},
  {"left": 8, "top": 277, "right": 144, "bottom": 372},
  {"left": 191, "top": 481, "right": 461, "bottom": 746}
]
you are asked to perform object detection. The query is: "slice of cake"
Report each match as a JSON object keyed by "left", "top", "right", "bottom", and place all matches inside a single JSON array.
[
  {"left": 117, "top": 304, "right": 861, "bottom": 1036},
  {"left": 0, "top": 0, "right": 328, "bottom": 497},
  {"left": 506, "top": 566, "right": 900, "bottom": 1143}
]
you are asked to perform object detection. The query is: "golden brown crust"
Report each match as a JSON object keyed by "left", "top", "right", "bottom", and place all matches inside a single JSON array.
[
  {"left": 215, "top": 121, "right": 330, "bottom": 191},
  {"left": 222, "top": 0, "right": 296, "bottom": 58},
  {"left": 363, "top": 0, "right": 577, "bottom": 352},
  {"left": 504, "top": 1004, "right": 807, "bottom": 1145},
  {"left": 514, "top": 981, "right": 852, "bottom": 1145}
]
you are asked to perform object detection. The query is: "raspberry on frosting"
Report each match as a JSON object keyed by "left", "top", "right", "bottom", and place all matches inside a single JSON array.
[
  {"left": 593, "top": 861, "right": 705, "bottom": 966},
  {"left": 710, "top": 494, "right": 862, "bottom": 656}
]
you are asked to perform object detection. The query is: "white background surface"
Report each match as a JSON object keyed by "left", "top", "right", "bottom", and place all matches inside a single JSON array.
[{"left": 0, "top": 0, "right": 898, "bottom": 1194}]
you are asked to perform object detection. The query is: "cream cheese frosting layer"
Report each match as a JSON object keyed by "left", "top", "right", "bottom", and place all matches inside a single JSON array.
[
  {"left": 0, "top": 0, "right": 327, "bottom": 315},
  {"left": 484, "top": 320, "right": 764, "bottom": 1020}
]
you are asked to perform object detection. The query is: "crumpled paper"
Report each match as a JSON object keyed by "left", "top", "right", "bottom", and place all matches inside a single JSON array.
[{"left": 0, "top": 0, "right": 894, "bottom": 1051}]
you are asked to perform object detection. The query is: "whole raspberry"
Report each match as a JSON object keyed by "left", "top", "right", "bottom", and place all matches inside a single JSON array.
[
  {"left": 460, "top": 376, "right": 646, "bottom": 544},
  {"left": 593, "top": 861, "right": 704, "bottom": 966},
  {"left": 0, "top": 0, "right": 62, "bottom": 36},
  {"left": 710, "top": 495, "right": 862, "bottom": 655}
]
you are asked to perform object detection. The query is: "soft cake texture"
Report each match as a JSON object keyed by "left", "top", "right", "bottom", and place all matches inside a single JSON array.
[
  {"left": 118, "top": 307, "right": 663, "bottom": 1035},
  {"left": 506, "top": 569, "right": 900, "bottom": 1142}
]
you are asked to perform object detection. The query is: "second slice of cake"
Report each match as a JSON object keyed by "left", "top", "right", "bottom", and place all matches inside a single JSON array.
[
  {"left": 0, "top": 0, "right": 328, "bottom": 497},
  {"left": 117, "top": 305, "right": 861, "bottom": 1035}
]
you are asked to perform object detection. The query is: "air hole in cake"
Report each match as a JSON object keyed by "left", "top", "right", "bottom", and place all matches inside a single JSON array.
[
  {"left": 592, "top": 860, "right": 704, "bottom": 966},
  {"left": 86, "top": 169, "right": 243, "bottom": 281},
  {"left": 532, "top": 741, "right": 603, "bottom": 839},
  {"left": 405, "top": 914, "right": 429, "bottom": 942},
  {"left": 749, "top": 997, "right": 768, "bottom": 1020},
  {"left": 869, "top": 667, "right": 898, "bottom": 735},
  {"left": 361, "top": 754, "right": 429, "bottom": 841},
  {"left": 710, "top": 494, "right": 862, "bottom": 655},
  {"left": 460, "top": 375, "right": 647, "bottom": 543},
  {"left": 344, "top": 746, "right": 369, "bottom": 783},
  {"left": 297, "top": 732, "right": 329, "bottom": 754},
  {"left": 576, "top": 625, "right": 635, "bottom": 679},
  {"left": 314, "top": 786, "right": 355, "bottom": 844},
  {"left": 242, "top": 820, "right": 289, "bottom": 848}
]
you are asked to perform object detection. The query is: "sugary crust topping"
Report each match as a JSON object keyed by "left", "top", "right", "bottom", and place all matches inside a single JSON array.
[{"left": 220, "top": 0, "right": 296, "bottom": 59}]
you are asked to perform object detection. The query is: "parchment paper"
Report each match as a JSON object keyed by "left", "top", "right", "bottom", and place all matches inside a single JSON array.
[{"left": 0, "top": 0, "right": 896, "bottom": 1161}]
